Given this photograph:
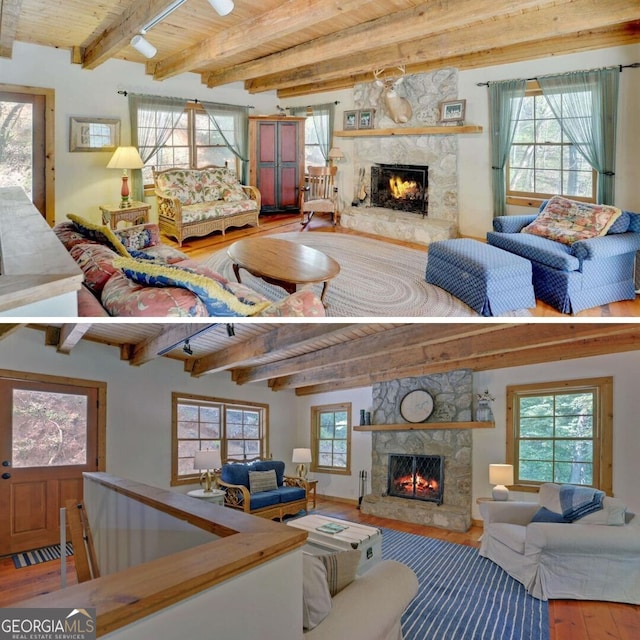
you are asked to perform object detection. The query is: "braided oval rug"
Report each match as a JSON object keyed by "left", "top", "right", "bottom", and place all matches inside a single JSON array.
[{"left": 205, "top": 232, "right": 530, "bottom": 318}]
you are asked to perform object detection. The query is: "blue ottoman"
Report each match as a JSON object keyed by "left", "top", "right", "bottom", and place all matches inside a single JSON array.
[{"left": 425, "top": 239, "right": 536, "bottom": 316}]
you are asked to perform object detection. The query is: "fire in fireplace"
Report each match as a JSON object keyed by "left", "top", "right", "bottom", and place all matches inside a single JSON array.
[
  {"left": 387, "top": 453, "right": 444, "bottom": 505},
  {"left": 370, "top": 163, "right": 428, "bottom": 216}
]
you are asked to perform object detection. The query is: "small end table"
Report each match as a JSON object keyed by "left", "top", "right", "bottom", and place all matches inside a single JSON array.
[
  {"left": 100, "top": 201, "right": 150, "bottom": 229},
  {"left": 187, "top": 488, "right": 225, "bottom": 505},
  {"left": 305, "top": 479, "right": 318, "bottom": 509}
]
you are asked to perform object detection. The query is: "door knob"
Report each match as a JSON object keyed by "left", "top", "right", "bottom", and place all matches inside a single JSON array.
[
  {"left": 1, "top": 472, "right": 10, "bottom": 479},
  {"left": 2, "top": 460, "right": 10, "bottom": 467}
]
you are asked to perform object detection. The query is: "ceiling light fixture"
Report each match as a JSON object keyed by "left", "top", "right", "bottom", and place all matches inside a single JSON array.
[
  {"left": 183, "top": 339, "right": 193, "bottom": 356},
  {"left": 130, "top": 34, "right": 157, "bottom": 59},
  {"left": 131, "top": 0, "right": 234, "bottom": 60},
  {"left": 207, "top": 0, "right": 235, "bottom": 16}
]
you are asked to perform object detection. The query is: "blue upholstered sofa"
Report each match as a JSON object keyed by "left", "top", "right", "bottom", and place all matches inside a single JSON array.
[
  {"left": 217, "top": 460, "right": 308, "bottom": 520},
  {"left": 487, "top": 203, "right": 640, "bottom": 314}
]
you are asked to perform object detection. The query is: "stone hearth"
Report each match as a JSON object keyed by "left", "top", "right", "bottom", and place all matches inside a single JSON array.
[
  {"left": 340, "top": 206, "right": 457, "bottom": 247},
  {"left": 360, "top": 370, "right": 472, "bottom": 532}
]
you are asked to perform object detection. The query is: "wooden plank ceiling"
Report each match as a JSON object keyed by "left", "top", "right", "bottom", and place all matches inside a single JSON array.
[
  {"left": 10, "top": 322, "right": 640, "bottom": 395},
  {"left": 2, "top": 1, "right": 638, "bottom": 96}
]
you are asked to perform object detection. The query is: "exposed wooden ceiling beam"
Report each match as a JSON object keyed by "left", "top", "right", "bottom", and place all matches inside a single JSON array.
[
  {"left": 293, "top": 326, "right": 640, "bottom": 395},
  {"left": 190, "top": 323, "right": 363, "bottom": 377},
  {"left": 276, "top": 22, "right": 640, "bottom": 97},
  {"left": 81, "top": 0, "right": 182, "bottom": 70},
  {"left": 0, "top": 0, "right": 22, "bottom": 58},
  {"left": 128, "top": 323, "right": 218, "bottom": 366},
  {"left": 0, "top": 322, "right": 24, "bottom": 340},
  {"left": 232, "top": 323, "right": 512, "bottom": 385},
  {"left": 152, "top": 0, "right": 374, "bottom": 81},
  {"left": 245, "top": 0, "right": 639, "bottom": 93},
  {"left": 56, "top": 324, "right": 92, "bottom": 355},
  {"left": 204, "top": 0, "right": 566, "bottom": 88},
  {"left": 281, "top": 324, "right": 639, "bottom": 392}
]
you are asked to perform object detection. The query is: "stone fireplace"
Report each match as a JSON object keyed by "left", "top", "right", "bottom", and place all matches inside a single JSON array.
[
  {"left": 339, "top": 68, "right": 460, "bottom": 246},
  {"left": 360, "top": 370, "right": 472, "bottom": 532}
]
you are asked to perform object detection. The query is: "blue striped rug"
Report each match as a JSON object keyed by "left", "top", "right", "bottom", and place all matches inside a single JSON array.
[
  {"left": 381, "top": 529, "right": 548, "bottom": 640},
  {"left": 12, "top": 543, "right": 74, "bottom": 569}
]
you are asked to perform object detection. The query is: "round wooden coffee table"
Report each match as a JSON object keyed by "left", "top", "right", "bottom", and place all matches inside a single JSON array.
[{"left": 227, "top": 237, "right": 340, "bottom": 306}]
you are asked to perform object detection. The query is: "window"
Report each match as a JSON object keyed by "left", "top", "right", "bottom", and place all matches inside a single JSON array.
[
  {"left": 138, "top": 102, "right": 239, "bottom": 187},
  {"left": 304, "top": 113, "right": 329, "bottom": 169},
  {"left": 171, "top": 392, "right": 268, "bottom": 485},
  {"left": 310, "top": 403, "right": 351, "bottom": 475},
  {"left": 506, "top": 377, "right": 612, "bottom": 493},
  {"left": 507, "top": 82, "right": 596, "bottom": 205}
]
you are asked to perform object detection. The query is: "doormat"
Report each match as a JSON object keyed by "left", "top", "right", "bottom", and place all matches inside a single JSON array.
[{"left": 12, "top": 543, "right": 74, "bottom": 569}]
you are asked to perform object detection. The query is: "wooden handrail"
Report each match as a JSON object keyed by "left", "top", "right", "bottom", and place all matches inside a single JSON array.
[{"left": 14, "top": 473, "right": 307, "bottom": 637}]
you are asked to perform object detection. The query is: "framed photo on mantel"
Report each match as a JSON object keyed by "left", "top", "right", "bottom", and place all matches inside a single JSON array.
[{"left": 438, "top": 99, "right": 466, "bottom": 125}]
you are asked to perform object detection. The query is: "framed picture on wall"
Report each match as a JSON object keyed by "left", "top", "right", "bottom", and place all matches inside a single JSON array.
[
  {"left": 343, "top": 110, "right": 358, "bottom": 130},
  {"left": 358, "top": 109, "right": 375, "bottom": 130},
  {"left": 69, "top": 117, "right": 120, "bottom": 152}
]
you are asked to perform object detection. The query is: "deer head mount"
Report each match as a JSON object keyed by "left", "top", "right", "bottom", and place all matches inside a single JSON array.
[{"left": 373, "top": 66, "right": 413, "bottom": 124}]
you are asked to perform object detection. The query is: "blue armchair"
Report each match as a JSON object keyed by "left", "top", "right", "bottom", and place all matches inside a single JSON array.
[{"left": 487, "top": 206, "right": 640, "bottom": 314}]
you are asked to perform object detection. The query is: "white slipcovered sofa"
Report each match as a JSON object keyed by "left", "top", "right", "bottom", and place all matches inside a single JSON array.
[
  {"left": 479, "top": 484, "right": 640, "bottom": 604},
  {"left": 305, "top": 558, "right": 418, "bottom": 640}
]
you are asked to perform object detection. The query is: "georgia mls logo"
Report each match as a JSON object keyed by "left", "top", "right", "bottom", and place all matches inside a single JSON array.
[{"left": 0, "top": 608, "right": 96, "bottom": 640}]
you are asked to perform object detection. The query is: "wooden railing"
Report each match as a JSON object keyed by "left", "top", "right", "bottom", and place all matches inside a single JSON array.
[{"left": 14, "top": 473, "right": 308, "bottom": 639}]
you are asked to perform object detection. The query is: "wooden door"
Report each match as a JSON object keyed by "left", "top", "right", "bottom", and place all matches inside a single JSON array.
[
  {"left": 277, "top": 121, "right": 301, "bottom": 210},
  {"left": 256, "top": 121, "right": 277, "bottom": 209},
  {"left": 0, "top": 377, "right": 101, "bottom": 555}
]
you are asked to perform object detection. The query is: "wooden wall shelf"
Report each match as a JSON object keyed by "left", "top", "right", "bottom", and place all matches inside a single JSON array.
[
  {"left": 353, "top": 421, "right": 494, "bottom": 431},
  {"left": 334, "top": 125, "right": 483, "bottom": 138}
]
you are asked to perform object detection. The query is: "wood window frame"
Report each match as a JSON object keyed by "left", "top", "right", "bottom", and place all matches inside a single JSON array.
[
  {"left": 310, "top": 402, "right": 352, "bottom": 476},
  {"left": 171, "top": 392, "right": 269, "bottom": 487},
  {"left": 506, "top": 377, "right": 613, "bottom": 495},
  {"left": 506, "top": 80, "right": 597, "bottom": 209}
]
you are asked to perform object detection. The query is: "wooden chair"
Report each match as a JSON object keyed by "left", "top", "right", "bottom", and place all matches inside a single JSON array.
[{"left": 300, "top": 165, "right": 339, "bottom": 227}]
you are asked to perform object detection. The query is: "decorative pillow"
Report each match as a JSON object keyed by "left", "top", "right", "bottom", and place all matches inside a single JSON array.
[
  {"left": 112, "top": 257, "right": 271, "bottom": 317},
  {"left": 67, "top": 214, "right": 131, "bottom": 257},
  {"left": 222, "top": 182, "right": 249, "bottom": 202},
  {"left": 248, "top": 470, "right": 278, "bottom": 494},
  {"left": 521, "top": 195, "right": 622, "bottom": 245},
  {"left": 302, "top": 554, "right": 332, "bottom": 630},
  {"left": 53, "top": 222, "right": 100, "bottom": 250},
  {"left": 114, "top": 223, "right": 159, "bottom": 251},
  {"left": 70, "top": 243, "right": 119, "bottom": 295},
  {"left": 204, "top": 185, "right": 222, "bottom": 201},
  {"left": 318, "top": 550, "right": 361, "bottom": 597},
  {"left": 577, "top": 497, "right": 627, "bottom": 525}
]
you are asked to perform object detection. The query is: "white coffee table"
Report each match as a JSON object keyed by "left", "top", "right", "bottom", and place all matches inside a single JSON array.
[{"left": 287, "top": 514, "right": 382, "bottom": 575}]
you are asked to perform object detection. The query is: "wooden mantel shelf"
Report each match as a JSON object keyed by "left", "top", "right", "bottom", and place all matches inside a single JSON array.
[
  {"left": 353, "top": 421, "right": 494, "bottom": 431},
  {"left": 334, "top": 125, "right": 483, "bottom": 138}
]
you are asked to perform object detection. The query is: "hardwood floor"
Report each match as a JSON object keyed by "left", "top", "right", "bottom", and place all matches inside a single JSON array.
[
  {"left": 1, "top": 496, "right": 637, "bottom": 640},
  {"left": 167, "top": 213, "right": 640, "bottom": 317}
]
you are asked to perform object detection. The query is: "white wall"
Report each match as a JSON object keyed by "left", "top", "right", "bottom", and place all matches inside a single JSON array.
[
  {"left": 0, "top": 43, "right": 279, "bottom": 225},
  {"left": 295, "top": 385, "right": 373, "bottom": 502},
  {"left": 0, "top": 327, "right": 299, "bottom": 490},
  {"left": 283, "top": 43, "right": 640, "bottom": 238}
]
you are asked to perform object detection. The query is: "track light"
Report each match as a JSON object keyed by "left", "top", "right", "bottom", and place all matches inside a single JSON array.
[
  {"left": 208, "top": 0, "right": 234, "bottom": 16},
  {"left": 183, "top": 339, "right": 193, "bottom": 356},
  {"left": 226, "top": 323, "right": 235, "bottom": 337},
  {"left": 130, "top": 34, "right": 157, "bottom": 59}
]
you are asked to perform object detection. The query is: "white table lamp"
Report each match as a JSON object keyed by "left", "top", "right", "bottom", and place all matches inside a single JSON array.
[
  {"left": 292, "top": 448, "right": 312, "bottom": 479},
  {"left": 489, "top": 464, "right": 514, "bottom": 501},
  {"left": 194, "top": 449, "right": 222, "bottom": 493}
]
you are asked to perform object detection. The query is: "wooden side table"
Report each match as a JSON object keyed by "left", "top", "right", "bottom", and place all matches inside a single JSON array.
[
  {"left": 305, "top": 479, "right": 318, "bottom": 509},
  {"left": 100, "top": 201, "right": 150, "bottom": 229}
]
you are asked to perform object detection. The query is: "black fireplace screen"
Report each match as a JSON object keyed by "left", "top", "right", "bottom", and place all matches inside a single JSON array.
[
  {"left": 387, "top": 453, "right": 444, "bottom": 504},
  {"left": 370, "top": 163, "right": 428, "bottom": 215}
]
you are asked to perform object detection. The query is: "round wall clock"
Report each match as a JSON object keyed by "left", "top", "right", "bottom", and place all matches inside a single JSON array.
[{"left": 400, "top": 389, "right": 434, "bottom": 423}]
